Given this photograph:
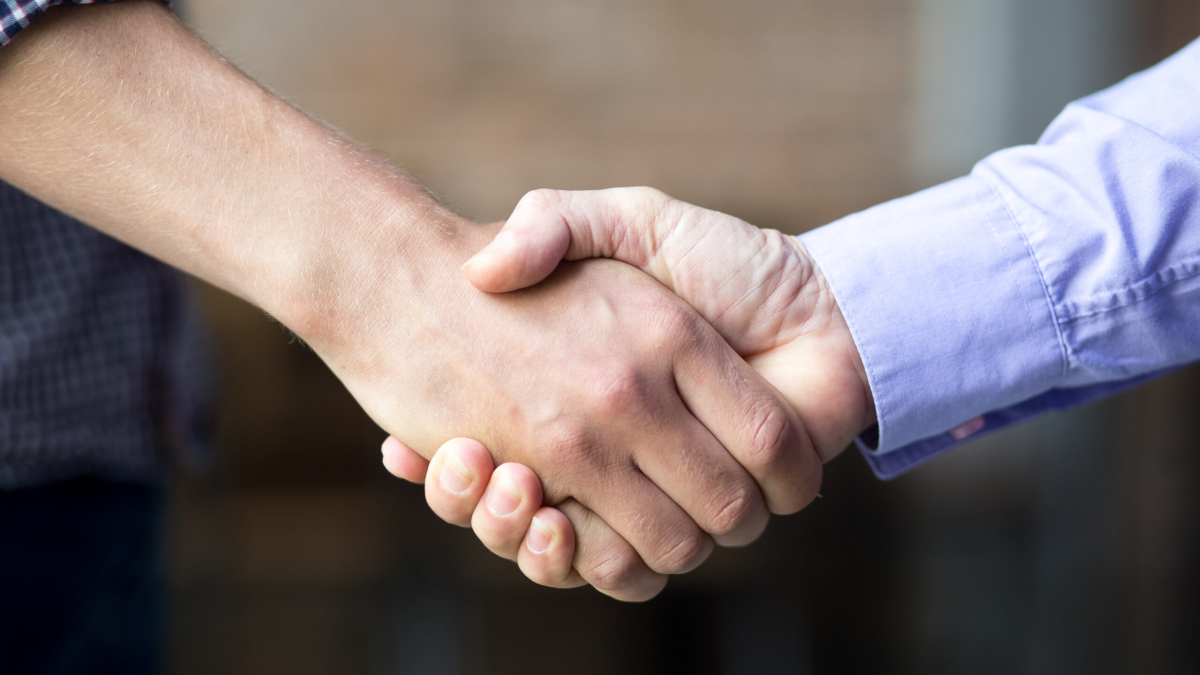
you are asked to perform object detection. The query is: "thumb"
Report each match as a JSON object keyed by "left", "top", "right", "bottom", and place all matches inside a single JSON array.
[
  {"left": 463, "top": 188, "right": 667, "bottom": 293},
  {"left": 462, "top": 190, "right": 574, "bottom": 293}
]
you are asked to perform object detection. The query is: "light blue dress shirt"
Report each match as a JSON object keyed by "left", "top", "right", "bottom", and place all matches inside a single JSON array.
[{"left": 800, "top": 37, "right": 1200, "bottom": 479}]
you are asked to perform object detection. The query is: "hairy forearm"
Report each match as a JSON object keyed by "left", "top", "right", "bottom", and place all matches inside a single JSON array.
[
  {"left": 0, "top": 1, "right": 473, "bottom": 342},
  {"left": 0, "top": 4, "right": 827, "bottom": 598}
]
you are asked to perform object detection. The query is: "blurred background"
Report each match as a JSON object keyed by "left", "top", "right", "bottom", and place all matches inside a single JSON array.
[{"left": 167, "top": 1, "right": 1200, "bottom": 674}]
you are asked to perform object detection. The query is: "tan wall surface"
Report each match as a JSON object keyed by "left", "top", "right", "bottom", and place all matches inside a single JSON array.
[{"left": 166, "top": 3, "right": 1200, "bottom": 674}]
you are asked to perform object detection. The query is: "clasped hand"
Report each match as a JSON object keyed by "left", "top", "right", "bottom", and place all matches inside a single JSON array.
[{"left": 379, "top": 188, "right": 874, "bottom": 600}]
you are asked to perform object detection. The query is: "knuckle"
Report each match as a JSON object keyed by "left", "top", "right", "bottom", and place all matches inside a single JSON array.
[
  {"left": 622, "top": 186, "right": 670, "bottom": 209},
  {"left": 584, "top": 549, "right": 646, "bottom": 591},
  {"left": 586, "top": 365, "right": 653, "bottom": 418},
  {"left": 741, "top": 401, "right": 795, "bottom": 471},
  {"left": 610, "top": 186, "right": 677, "bottom": 258},
  {"left": 646, "top": 531, "right": 711, "bottom": 575},
  {"left": 546, "top": 423, "right": 587, "bottom": 454},
  {"left": 518, "top": 188, "right": 564, "bottom": 214},
  {"left": 704, "top": 485, "right": 760, "bottom": 537},
  {"left": 644, "top": 301, "right": 704, "bottom": 352},
  {"left": 615, "top": 187, "right": 673, "bottom": 238}
]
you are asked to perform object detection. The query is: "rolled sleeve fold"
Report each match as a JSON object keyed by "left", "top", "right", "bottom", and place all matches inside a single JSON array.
[
  {"left": 800, "top": 37, "right": 1200, "bottom": 478},
  {"left": 800, "top": 176, "right": 1066, "bottom": 477}
]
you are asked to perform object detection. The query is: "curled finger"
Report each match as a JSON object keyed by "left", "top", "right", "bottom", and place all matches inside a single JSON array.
[{"left": 424, "top": 437, "right": 495, "bottom": 527}]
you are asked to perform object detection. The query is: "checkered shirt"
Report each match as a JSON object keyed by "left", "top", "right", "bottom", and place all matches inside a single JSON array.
[
  {"left": 0, "top": 181, "right": 213, "bottom": 490},
  {"left": 1, "top": 0, "right": 208, "bottom": 490},
  {"left": 2, "top": 0, "right": 114, "bottom": 48}
]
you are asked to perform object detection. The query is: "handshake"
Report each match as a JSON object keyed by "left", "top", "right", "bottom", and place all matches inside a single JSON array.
[
  {"left": 335, "top": 187, "right": 875, "bottom": 601},
  {"left": 0, "top": 1, "right": 870, "bottom": 604}
]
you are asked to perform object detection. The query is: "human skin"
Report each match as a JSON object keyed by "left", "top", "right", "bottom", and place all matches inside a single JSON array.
[
  {"left": 0, "top": 3, "right": 822, "bottom": 600},
  {"left": 384, "top": 187, "right": 875, "bottom": 589}
]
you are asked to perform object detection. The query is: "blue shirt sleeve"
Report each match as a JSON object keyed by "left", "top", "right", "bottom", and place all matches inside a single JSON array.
[{"left": 798, "top": 36, "right": 1200, "bottom": 479}]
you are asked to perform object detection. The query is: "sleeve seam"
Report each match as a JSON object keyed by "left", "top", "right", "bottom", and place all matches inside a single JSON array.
[
  {"left": 975, "top": 174, "right": 1072, "bottom": 383},
  {"left": 1058, "top": 254, "right": 1200, "bottom": 321}
]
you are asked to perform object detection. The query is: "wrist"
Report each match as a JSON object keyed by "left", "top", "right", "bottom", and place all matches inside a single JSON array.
[
  {"left": 806, "top": 258, "right": 876, "bottom": 430},
  {"left": 766, "top": 239, "right": 876, "bottom": 459},
  {"left": 268, "top": 174, "right": 491, "bottom": 353},
  {"left": 0, "top": 0, "right": 490, "bottom": 357}
]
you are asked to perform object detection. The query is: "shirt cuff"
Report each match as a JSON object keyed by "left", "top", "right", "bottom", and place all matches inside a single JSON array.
[
  {"left": 799, "top": 175, "right": 1067, "bottom": 478},
  {"left": 1, "top": 1, "right": 171, "bottom": 50},
  {"left": 854, "top": 371, "right": 1168, "bottom": 478}
]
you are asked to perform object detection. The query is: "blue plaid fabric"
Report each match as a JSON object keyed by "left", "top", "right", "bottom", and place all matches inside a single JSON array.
[
  {"left": 0, "top": 180, "right": 212, "bottom": 489},
  {"left": 1, "top": 0, "right": 172, "bottom": 48},
  {"left": 1, "top": 0, "right": 111, "bottom": 48},
  {"left": 1, "top": 1, "right": 207, "bottom": 489}
]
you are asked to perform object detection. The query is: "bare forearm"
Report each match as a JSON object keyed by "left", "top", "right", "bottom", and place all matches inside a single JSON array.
[
  {"left": 0, "top": 1, "right": 471, "bottom": 340},
  {"left": 0, "top": 3, "right": 827, "bottom": 602}
]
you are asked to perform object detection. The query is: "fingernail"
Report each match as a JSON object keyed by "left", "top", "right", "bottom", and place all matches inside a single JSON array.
[
  {"left": 486, "top": 475, "right": 521, "bottom": 517},
  {"left": 527, "top": 516, "right": 553, "bottom": 554},
  {"left": 460, "top": 254, "right": 480, "bottom": 271},
  {"left": 439, "top": 454, "right": 475, "bottom": 494}
]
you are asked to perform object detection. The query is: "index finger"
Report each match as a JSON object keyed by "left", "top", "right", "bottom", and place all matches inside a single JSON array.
[{"left": 673, "top": 327, "right": 822, "bottom": 515}]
